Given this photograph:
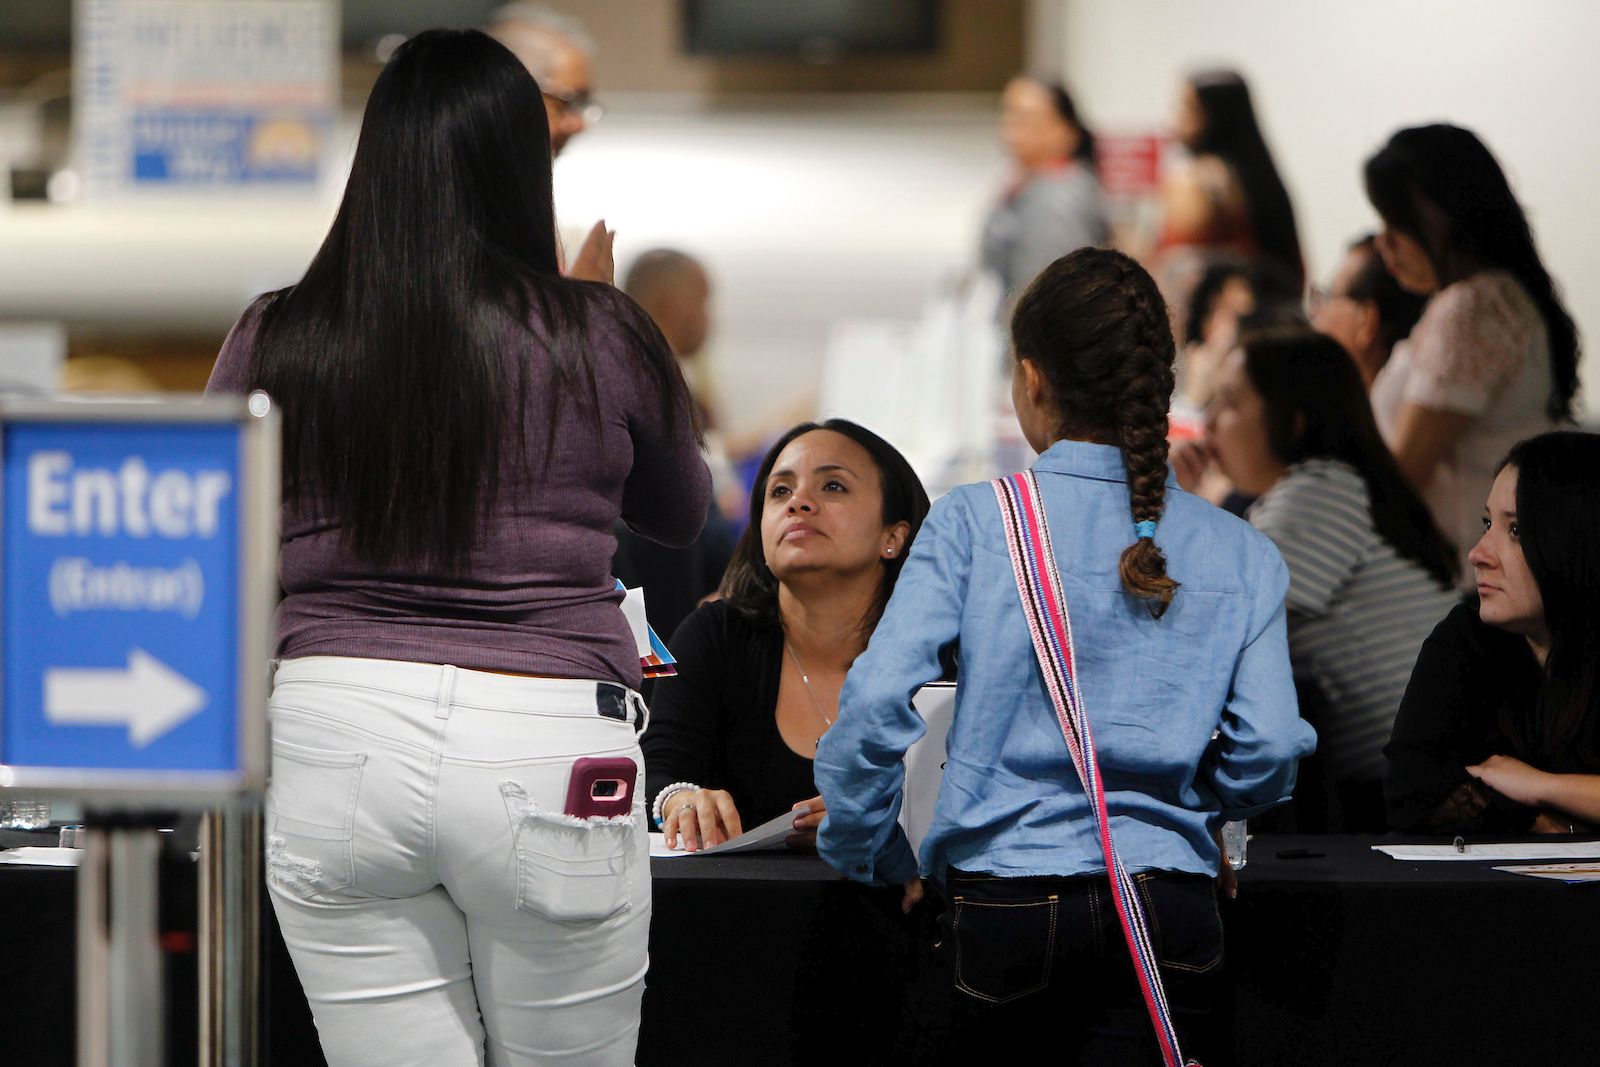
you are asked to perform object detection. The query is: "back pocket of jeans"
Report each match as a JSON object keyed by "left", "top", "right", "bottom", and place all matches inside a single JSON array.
[
  {"left": 951, "top": 895, "right": 1058, "bottom": 1004},
  {"left": 500, "top": 782, "right": 635, "bottom": 924},
  {"left": 266, "top": 739, "right": 366, "bottom": 897},
  {"left": 1135, "top": 872, "right": 1223, "bottom": 974}
]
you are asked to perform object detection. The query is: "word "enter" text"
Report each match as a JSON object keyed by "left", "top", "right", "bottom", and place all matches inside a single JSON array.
[{"left": 28, "top": 453, "right": 233, "bottom": 538}]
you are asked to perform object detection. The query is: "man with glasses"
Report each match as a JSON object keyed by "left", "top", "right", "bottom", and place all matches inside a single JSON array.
[
  {"left": 486, "top": 3, "right": 614, "bottom": 279},
  {"left": 1310, "top": 234, "right": 1427, "bottom": 391}
]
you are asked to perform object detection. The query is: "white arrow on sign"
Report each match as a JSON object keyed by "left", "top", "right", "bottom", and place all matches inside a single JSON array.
[{"left": 43, "top": 649, "right": 208, "bottom": 748}]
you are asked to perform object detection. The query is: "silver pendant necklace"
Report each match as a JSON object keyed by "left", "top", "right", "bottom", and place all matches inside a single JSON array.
[{"left": 784, "top": 641, "right": 836, "bottom": 745}]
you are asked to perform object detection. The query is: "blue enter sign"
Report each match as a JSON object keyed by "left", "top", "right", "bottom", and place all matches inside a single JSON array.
[{"left": 2, "top": 421, "right": 243, "bottom": 776}]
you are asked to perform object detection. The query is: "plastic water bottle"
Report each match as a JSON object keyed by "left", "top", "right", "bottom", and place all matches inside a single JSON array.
[
  {"left": 1221, "top": 819, "right": 1248, "bottom": 871},
  {"left": 0, "top": 795, "right": 53, "bottom": 831}
]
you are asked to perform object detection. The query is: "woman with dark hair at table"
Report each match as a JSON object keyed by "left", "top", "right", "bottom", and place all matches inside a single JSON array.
[
  {"left": 1158, "top": 69, "right": 1304, "bottom": 294},
  {"left": 207, "top": 29, "right": 708, "bottom": 1066},
  {"left": 1386, "top": 431, "right": 1600, "bottom": 834},
  {"left": 643, "top": 419, "right": 931, "bottom": 851},
  {"left": 1190, "top": 330, "right": 1459, "bottom": 830},
  {"left": 1364, "top": 125, "right": 1580, "bottom": 585}
]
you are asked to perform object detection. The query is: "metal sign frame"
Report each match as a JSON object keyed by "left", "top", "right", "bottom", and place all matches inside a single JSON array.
[{"left": 0, "top": 394, "right": 277, "bottom": 805}]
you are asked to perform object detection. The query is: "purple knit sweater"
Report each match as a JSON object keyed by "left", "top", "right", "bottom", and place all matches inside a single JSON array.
[{"left": 206, "top": 288, "right": 711, "bottom": 688}]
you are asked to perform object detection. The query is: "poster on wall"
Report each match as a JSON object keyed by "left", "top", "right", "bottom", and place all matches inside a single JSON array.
[{"left": 73, "top": 0, "right": 338, "bottom": 197}]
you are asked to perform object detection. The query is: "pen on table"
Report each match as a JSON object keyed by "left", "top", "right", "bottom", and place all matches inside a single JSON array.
[
  {"left": 1276, "top": 848, "right": 1324, "bottom": 860},
  {"left": 1453, "top": 835, "right": 1467, "bottom": 854}
]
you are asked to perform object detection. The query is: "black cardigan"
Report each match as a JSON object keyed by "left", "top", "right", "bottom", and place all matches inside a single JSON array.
[
  {"left": 642, "top": 600, "right": 817, "bottom": 828},
  {"left": 1383, "top": 603, "right": 1545, "bottom": 834}
]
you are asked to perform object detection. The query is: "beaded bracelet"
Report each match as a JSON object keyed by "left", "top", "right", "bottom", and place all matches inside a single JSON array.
[{"left": 652, "top": 781, "right": 699, "bottom": 827}]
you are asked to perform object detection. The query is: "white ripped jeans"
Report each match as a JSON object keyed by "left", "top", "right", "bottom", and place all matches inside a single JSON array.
[{"left": 263, "top": 656, "right": 651, "bottom": 1067}]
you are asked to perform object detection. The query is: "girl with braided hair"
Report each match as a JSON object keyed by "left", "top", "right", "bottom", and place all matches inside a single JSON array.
[{"left": 816, "top": 247, "right": 1314, "bottom": 1062}]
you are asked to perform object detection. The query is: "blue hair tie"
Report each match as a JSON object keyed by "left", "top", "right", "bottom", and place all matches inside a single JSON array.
[{"left": 1134, "top": 519, "right": 1157, "bottom": 540}]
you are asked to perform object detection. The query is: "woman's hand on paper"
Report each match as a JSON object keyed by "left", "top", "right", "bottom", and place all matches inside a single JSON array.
[
  {"left": 662, "top": 788, "right": 742, "bottom": 852},
  {"left": 785, "top": 795, "right": 826, "bottom": 850}
]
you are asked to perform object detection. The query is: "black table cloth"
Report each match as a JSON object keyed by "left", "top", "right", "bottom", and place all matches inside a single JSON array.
[{"left": 5, "top": 834, "right": 1597, "bottom": 1065}]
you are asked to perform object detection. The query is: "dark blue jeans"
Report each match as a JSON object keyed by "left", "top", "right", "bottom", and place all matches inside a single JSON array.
[{"left": 935, "top": 867, "right": 1227, "bottom": 1065}]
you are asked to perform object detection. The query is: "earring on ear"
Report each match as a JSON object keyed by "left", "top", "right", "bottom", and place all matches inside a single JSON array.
[{"left": 883, "top": 547, "right": 895, "bottom": 557}]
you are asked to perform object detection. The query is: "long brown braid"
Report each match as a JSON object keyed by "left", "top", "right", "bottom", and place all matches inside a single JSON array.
[{"left": 1011, "top": 248, "right": 1180, "bottom": 617}]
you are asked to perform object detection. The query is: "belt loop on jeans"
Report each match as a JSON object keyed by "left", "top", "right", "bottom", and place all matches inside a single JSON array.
[
  {"left": 435, "top": 664, "right": 458, "bottom": 720},
  {"left": 595, "top": 682, "right": 646, "bottom": 732}
]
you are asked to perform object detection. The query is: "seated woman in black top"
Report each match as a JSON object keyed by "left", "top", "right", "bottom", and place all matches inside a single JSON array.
[
  {"left": 1385, "top": 431, "right": 1600, "bottom": 833},
  {"left": 644, "top": 419, "right": 930, "bottom": 850}
]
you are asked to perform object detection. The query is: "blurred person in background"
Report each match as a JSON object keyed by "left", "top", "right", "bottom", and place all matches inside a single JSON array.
[
  {"left": 1310, "top": 234, "right": 1427, "bottom": 390},
  {"left": 207, "top": 31, "right": 708, "bottom": 1066},
  {"left": 1198, "top": 331, "right": 1459, "bottom": 831},
  {"left": 980, "top": 77, "right": 1109, "bottom": 304},
  {"left": 1386, "top": 431, "right": 1600, "bottom": 835},
  {"left": 487, "top": 3, "right": 614, "bottom": 281},
  {"left": 613, "top": 249, "right": 737, "bottom": 640},
  {"left": 644, "top": 420, "right": 930, "bottom": 852},
  {"left": 1174, "top": 257, "right": 1301, "bottom": 417},
  {"left": 1156, "top": 69, "right": 1305, "bottom": 327},
  {"left": 624, "top": 249, "right": 717, "bottom": 426},
  {"left": 1364, "top": 124, "right": 1580, "bottom": 586}
]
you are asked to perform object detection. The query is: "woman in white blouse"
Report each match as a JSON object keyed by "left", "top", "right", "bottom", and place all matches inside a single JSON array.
[{"left": 1363, "top": 124, "right": 1580, "bottom": 584}]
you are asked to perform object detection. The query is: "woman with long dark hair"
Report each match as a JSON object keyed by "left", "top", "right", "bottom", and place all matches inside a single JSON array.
[
  {"left": 1364, "top": 124, "right": 1580, "bottom": 584},
  {"left": 980, "top": 76, "right": 1109, "bottom": 302},
  {"left": 206, "top": 30, "right": 709, "bottom": 1066},
  {"left": 643, "top": 419, "right": 930, "bottom": 851},
  {"left": 1202, "top": 330, "right": 1458, "bottom": 829},
  {"left": 1386, "top": 431, "right": 1600, "bottom": 835},
  {"left": 816, "top": 249, "right": 1314, "bottom": 1062},
  {"left": 1159, "top": 69, "right": 1305, "bottom": 290}
]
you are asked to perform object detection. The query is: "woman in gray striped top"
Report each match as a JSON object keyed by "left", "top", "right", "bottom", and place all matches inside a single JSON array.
[{"left": 1202, "top": 331, "right": 1459, "bottom": 829}]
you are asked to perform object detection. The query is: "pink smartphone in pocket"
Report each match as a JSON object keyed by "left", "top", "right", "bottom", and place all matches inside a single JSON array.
[{"left": 564, "top": 756, "right": 636, "bottom": 818}]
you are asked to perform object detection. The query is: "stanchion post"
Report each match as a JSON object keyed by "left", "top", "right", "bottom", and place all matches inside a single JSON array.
[
  {"left": 76, "top": 827, "right": 110, "bottom": 1067},
  {"left": 77, "top": 822, "right": 164, "bottom": 1067},
  {"left": 201, "top": 804, "right": 262, "bottom": 1067}
]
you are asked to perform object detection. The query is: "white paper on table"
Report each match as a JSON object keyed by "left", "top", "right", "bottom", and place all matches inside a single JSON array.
[
  {"left": 0, "top": 846, "right": 83, "bottom": 867},
  {"left": 899, "top": 683, "right": 956, "bottom": 857},
  {"left": 1374, "top": 841, "right": 1600, "bottom": 862},
  {"left": 648, "top": 832, "right": 687, "bottom": 859},
  {"left": 1491, "top": 862, "right": 1600, "bottom": 883},
  {"left": 652, "top": 809, "right": 798, "bottom": 857}
]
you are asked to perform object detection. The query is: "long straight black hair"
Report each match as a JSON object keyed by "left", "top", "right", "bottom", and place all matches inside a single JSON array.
[
  {"left": 1364, "top": 124, "right": 1579, "bottom": 424},
  {"left": 1497, "top": 432, "right": 1600, "bottom": 769},
  {"left": 1187, "top": 69, "right": 1304, "bottom": 288},
  {"left": 249, "top": 29, "right": 687, "bottom": 573},
  {"left": 1240, "top": 330, "right": 1459, "bottom": 589}
]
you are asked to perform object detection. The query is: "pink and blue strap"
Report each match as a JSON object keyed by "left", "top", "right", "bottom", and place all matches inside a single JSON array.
[{"left": 993, "top": 470, "right": 1198, "bottom": 1067}]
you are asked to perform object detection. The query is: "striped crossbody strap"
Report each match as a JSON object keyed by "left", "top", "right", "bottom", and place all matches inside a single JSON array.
[{"left": 993, "top": 470, "right": 1198, "bottom": 1067}]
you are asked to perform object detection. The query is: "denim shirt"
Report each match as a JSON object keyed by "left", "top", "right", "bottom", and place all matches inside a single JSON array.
[{"left": 815, "top": 440, "right": 1315, "bottom": 887}]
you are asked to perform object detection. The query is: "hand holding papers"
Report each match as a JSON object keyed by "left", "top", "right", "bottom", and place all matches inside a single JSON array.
[{"left": 655, "top": 805, "right": 811, "bottom": 856}]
